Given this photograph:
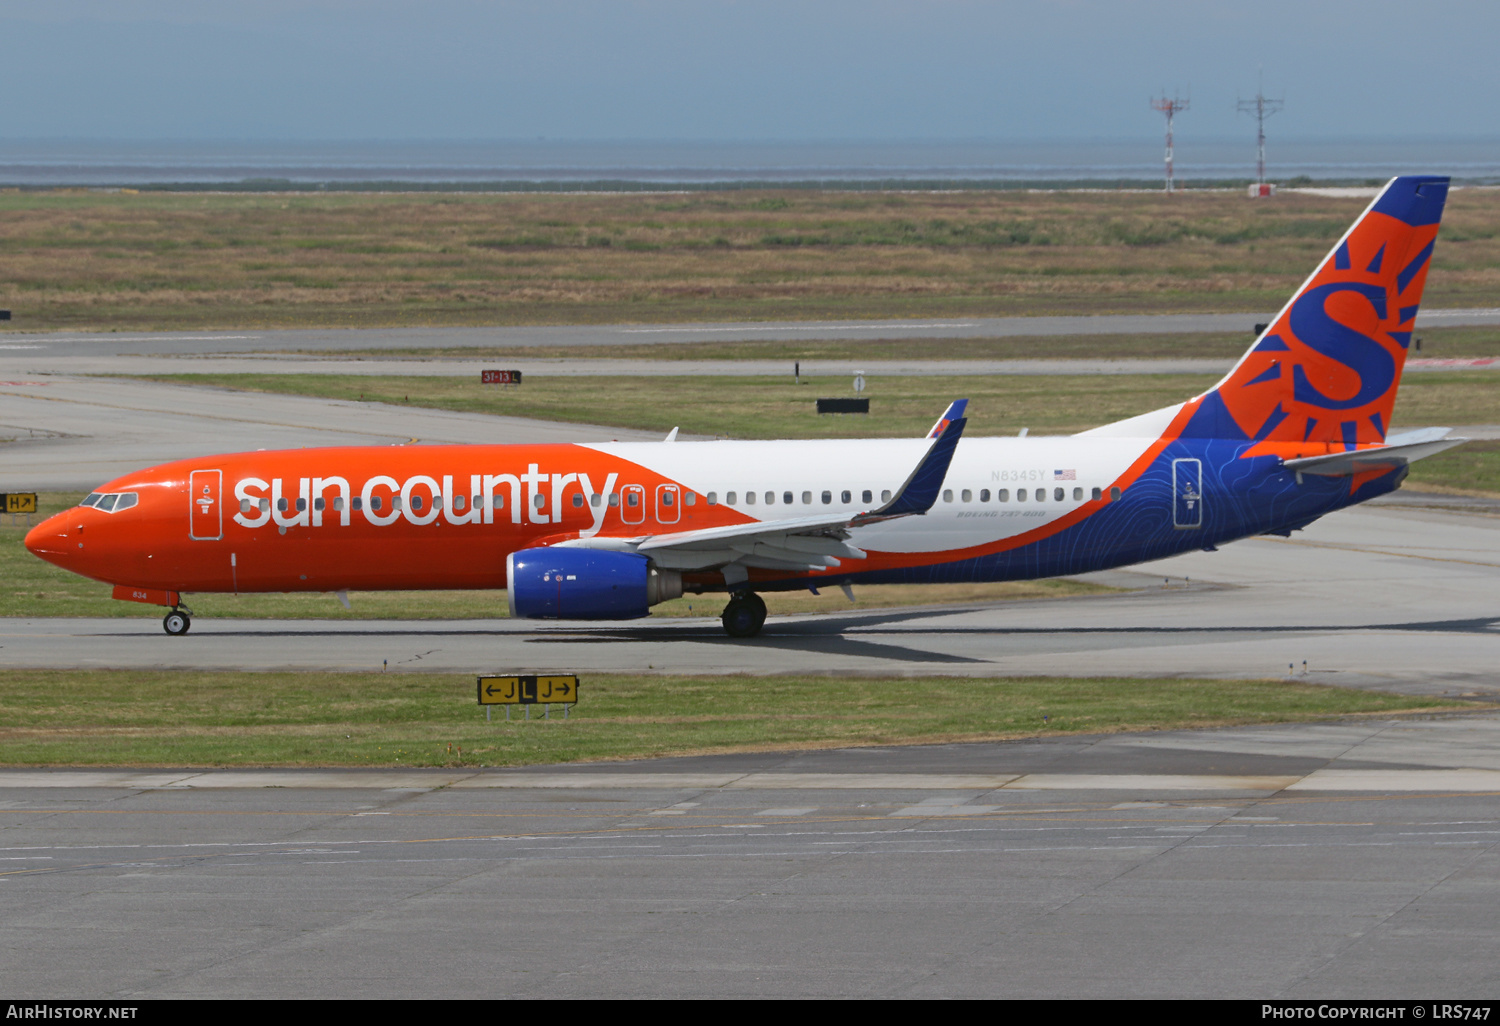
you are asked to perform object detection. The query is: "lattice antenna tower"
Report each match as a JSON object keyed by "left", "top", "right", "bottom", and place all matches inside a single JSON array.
[
  {"left": 1151, "top": 92, "right": 1190, "bottom": 193},
  {"left": 1237, "top": 74, "right": 1284, "bottom": 185}
]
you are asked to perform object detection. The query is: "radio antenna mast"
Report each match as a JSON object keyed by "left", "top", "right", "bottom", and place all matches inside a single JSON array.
[
  {"left": 1151, "top": 92, "right": 1190, "bottom": 193},
  {"left": 1237, "top": 73, "right": 1284, "bottom": 186}
]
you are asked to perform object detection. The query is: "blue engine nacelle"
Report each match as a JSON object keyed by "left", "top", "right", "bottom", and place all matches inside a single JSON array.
[{"left": 506, "top": 547, "right": 683, "bottom": 620}]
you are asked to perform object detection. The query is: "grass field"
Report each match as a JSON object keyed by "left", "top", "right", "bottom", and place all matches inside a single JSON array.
[
  {"left": 0, "top": 669, "right": 1459, "bottom": 768},
  {"left": 132, "top": 370, "right": 1500, "bottom": 494},
  {"left": 1, "top": 492, "right": 1111, "bottom": 620},
  {"left": 5, "top": 187, "right": 1500, "bottom": 330}
]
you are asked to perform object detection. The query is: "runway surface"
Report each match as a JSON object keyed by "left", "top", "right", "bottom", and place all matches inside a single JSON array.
[
  {"left": 5, "top": 497, "right": 1499, "bottom": 701},
  {"left": 2, "top": 306, "right": 1499, "bottom": 357},
  {"left": 4, "top": 714, "right": 1499, "bottom": 998},
  {"left": 0, "top": 376, "right": 665, "bottom": 491}
]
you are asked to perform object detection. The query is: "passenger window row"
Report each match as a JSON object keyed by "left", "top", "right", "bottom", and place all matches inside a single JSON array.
[
  {"left": 704, "top": 489, "right": 884, "bottom": 507},
  {"left": 232, "top": 482, "right": 1129, "bottom": 518}
]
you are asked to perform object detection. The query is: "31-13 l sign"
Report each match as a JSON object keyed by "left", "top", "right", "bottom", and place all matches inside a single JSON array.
[{"left": 481, "top": 369, "right": 523, "bottom": 385}]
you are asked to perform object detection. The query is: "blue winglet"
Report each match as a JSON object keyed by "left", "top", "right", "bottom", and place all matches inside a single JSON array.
[
  {"left": 927, "top": 399, "right": 969, "bottom": 439},
  {"left": 853, "top": 411, "right": 968, "bottom": 525}
]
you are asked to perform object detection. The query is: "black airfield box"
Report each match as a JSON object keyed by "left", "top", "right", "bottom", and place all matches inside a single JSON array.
[{"left": 816, "top": 398, "right": 869, "bottom": 415}]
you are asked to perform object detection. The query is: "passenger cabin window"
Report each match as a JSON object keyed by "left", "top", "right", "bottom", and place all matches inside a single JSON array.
[
  {"left": 1111, "top": 486, "right": 1122, "bottom": 501},
  {"left": 1035, "top": 488, "right": 1045, "bottom": 502},
  {"left": 1092, "top": 487, "right": 1102, "bottom": 501},
  {"left": 707, "top": 492, "right": 718, "bottom": 505},
  {"left": 1016, "top": 489, "right": 1026, "bottom": 503},
  {"left": 241, "top": 499, "right": 252, "bottom": 513},
  {"left": 1073, "top": 487, "right": 1083, "bottom": 501},
  {"left": 410, "top": 496, "right": 423, "bottom": 512},
  {"left": 685, "top": 493, "right": 696, "bottom": 505},
  {"left": 1053, "top": 488, "right": 1064, "bottom": 502},
  {"left": 881, "top": 490, "right": 892, "bottom": 502},
  {"left": 607, "top": 494, "right": 618, "bottom": 507},
  {"left": 961, "top": 489, "right": 972, "bottom": 502},
  {"left": 821, "top": 490, "right": 832, "bottom": 505},
  {"left": 353, "top": 497, "right": 363, "bottom": 511},
  {"left": 770, "top": 492, "right": 779, "bottom": 505},
  {"left": 942, "top": 489, "right": 953, "bottom": 502},
  {"left": 980, "top": 489, "right": 991, "bottom": 502},
  {"left": 726, "top": 491, "right": 737, "bottom": 505},
  {"left": 277, "top": 498, "right": 288, "bottom": 512},
  {"left": 625, "top": 493, "right": 638, "bottom": 507},
  {"left": 745, "top": 492, "right": 755, "bottom": 505},
  {"left": 862, "top": 490, "right": 872, "bottom": 503},
  {"left": 314, "top": 498, "right": 325, "bottom": 511},
  {"left": 998, "top": 489, "right": 1009, "bottom": 502},
  {"left": 572, "top": 493, "right": 584, "bottom": 507},
  {"left": 800, "top": 491, "right": 810, "bottom": 504},
  {"left": 590, "top": 493, "right": 602, "bottom": 507},
  {"left": 841, "top": 490, "right": 851, "bottom": 504},
  {"left": 370, "top": 497, "right": 382, "bottom": 511}
]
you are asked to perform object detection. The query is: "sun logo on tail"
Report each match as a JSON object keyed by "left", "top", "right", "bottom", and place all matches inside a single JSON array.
[{"left": 1181, "top": 176, "right": 1448, "bottom": 454}]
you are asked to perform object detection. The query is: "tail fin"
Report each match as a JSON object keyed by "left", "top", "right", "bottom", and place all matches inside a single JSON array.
[{"left": 1182, "top": 175, "right": 1449, "bottom": 449}]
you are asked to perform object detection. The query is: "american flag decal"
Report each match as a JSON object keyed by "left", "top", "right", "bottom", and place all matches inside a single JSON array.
[{"left": 1054, "top": 469, "right": 1076, "bottom": 481}]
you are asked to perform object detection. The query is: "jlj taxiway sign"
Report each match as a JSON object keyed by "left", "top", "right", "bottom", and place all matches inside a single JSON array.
[{"left": 477, "top": 674, "right": 578, "bottom": 706}]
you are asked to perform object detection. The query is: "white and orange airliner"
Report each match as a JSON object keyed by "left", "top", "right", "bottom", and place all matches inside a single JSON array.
[{"left": 26, "top": 176, "right": 1465, "bottom": 638}]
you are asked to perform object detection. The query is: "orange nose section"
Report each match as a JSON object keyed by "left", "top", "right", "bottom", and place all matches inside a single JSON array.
[{"left": 24, "top": 513, "right": 74, "bottom": 566}]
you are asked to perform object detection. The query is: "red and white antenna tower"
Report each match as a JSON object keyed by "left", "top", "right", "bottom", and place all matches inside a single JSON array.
[
  {"left": 1237, "top": 77, "right": 1284, "bottom": 186},
  {"left": 1151, "top": 91, "right": 1190, "bottom": 193}
]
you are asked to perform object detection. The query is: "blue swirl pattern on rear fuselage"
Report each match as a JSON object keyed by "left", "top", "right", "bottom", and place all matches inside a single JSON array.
[{"left": 759, "top": 439, "right": 1400, "bottom": 589}]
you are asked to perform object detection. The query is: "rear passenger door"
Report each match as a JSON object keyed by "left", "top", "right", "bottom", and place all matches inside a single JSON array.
[{"left": 189, "top": 469, "right": 222, "bottom": 540}]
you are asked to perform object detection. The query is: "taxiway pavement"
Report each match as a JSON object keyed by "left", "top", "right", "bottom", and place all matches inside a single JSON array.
[
  {"left": 5, "top": 498, "right": 1498, "bottom": 700},
  {"left": 3, "top": 714, "right": 1499, "bottom": 997},
  {"left": 0, "top": 376, "right": 665, "bottom": 491},
  {"left": 2, "top": 306, "right": 1499, "bottom": 358}
]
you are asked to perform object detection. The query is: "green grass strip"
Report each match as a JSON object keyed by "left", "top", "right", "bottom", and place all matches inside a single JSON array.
[{"left": 0, "top": 670, "right": 1462, "bottom": 768}]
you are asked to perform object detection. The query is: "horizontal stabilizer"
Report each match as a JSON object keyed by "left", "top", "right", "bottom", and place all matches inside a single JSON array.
[{"left": 1283, "top": 433, "right": 1467, "bottom": 477}]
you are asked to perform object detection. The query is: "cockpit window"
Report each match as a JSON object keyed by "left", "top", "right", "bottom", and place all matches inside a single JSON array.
[{"left": 85, "top": 492, "right": 139, "bottom": 513}]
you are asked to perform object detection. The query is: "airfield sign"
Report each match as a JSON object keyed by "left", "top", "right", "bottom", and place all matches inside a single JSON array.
[{"left": 478, "top": 674, "right": 578, "bottom": 705}]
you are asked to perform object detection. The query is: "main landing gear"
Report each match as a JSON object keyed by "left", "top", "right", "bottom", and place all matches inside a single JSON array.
[
  {"left": 162, "top": 607, "right": 192, "bottom": 636},
  {"left": 721, "top": 591, "right": 767, "bottom": 638}
]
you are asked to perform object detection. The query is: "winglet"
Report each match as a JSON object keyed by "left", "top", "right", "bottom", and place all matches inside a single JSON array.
[
  {"left": 853, "top": 405, "right": 968, "bottom": 525},
  {"left": 926, "top": 399, "right": 968, "bottom": 439}
]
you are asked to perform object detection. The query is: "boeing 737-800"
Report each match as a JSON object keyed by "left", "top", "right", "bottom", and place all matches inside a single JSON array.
[{"left": 25, "top": 175, "right": 1463, "bottom": 638}]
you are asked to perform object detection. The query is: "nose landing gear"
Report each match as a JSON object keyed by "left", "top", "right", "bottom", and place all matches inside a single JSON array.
[
  {"left": 720, "top": 591, "right": 767, "bottom": 638},
  {"left": 162, "top": 607, "right": 192, "bottom": 636}
]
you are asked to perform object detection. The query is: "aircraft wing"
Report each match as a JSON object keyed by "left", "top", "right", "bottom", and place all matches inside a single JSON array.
[
  {"left": 558, "top": 402, "right": 968, "bottom": 574},
  {"left": 1282, "top": 428, "right": 1467, "bottom": 478}
]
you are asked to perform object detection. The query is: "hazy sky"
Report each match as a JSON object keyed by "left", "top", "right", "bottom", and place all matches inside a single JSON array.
[{"left": 2, "top": 0, "right": 1496, "bottom": 141}]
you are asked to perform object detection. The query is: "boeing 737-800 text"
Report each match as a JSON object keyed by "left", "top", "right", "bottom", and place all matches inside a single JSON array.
[{"left": 26, "top": 176, "right": 1463, "bottom": 638}]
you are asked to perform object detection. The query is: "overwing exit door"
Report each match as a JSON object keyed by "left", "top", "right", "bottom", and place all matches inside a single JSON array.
[
  {"left": 190, "top": 469, "right": 223, "bottom": 540},
  {"left": 1172, "top": 458, "right": 1202, "bottom": 530}
]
